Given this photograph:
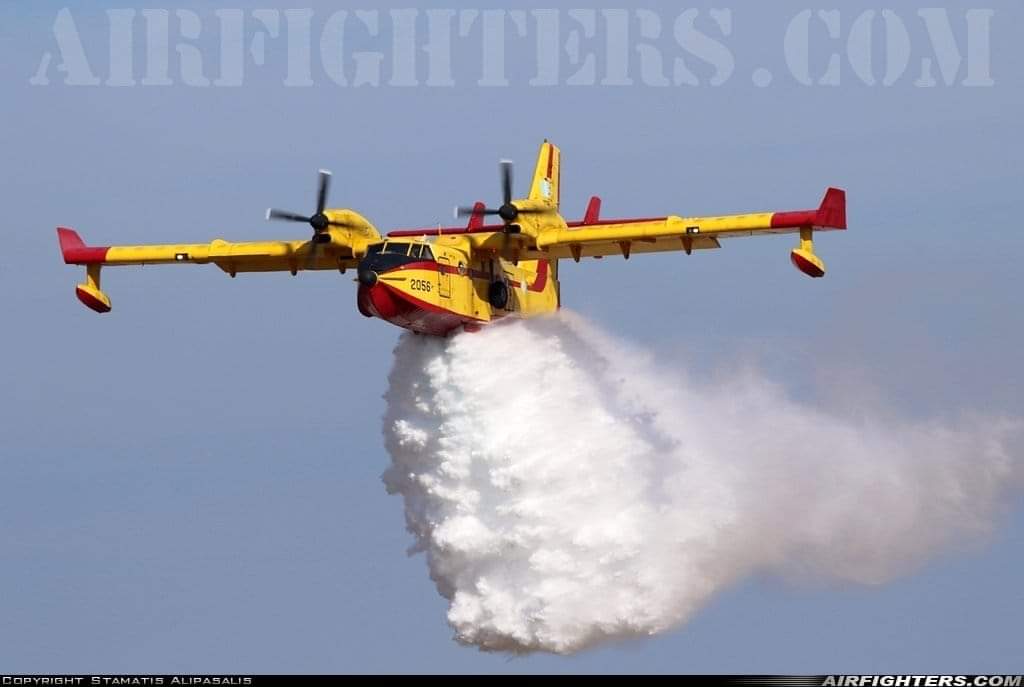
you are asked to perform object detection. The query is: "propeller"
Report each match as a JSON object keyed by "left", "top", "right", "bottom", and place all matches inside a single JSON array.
[
  {"left": 455, "top": 160, "right": 545, "bottom": 228},
  {"left": 266, "top": 169, "right": 353, "bottom": 268}
]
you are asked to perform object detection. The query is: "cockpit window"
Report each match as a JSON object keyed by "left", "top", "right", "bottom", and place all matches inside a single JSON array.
[
  {"left": 409, "top": 244, "right": 434, "bottom": 259},
  {"left": 365, "top": 243, "right": 384, "bottom": 255},
  {"left": 383, "top": 242, "right": 411, "bottom": 255}
]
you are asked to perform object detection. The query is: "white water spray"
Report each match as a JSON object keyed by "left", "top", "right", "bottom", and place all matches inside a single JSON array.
[{"left": 382, "top": 312, "right": 1021, "bottom": 654}]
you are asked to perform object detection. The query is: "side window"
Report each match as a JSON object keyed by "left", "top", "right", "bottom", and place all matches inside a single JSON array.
[
  {"left": 410, "top": 244, "right": 423, "bottom": 259},
  {"left": 420, "top": 245, "right": 434, "bottom": 260}
]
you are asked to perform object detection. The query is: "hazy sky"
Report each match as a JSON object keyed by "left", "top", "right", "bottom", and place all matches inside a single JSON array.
[{"left": 2, "top": 0, "right": 1022, "bottom": 673}]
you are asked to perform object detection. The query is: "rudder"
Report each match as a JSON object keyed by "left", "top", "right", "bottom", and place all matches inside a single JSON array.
[{"left": 528, "top": 140, "right": 561, "bottom": 208}]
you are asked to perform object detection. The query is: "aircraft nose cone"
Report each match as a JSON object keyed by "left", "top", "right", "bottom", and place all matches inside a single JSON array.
[{"left": 358, "top": 267, "right": 378, "bottom": 287}]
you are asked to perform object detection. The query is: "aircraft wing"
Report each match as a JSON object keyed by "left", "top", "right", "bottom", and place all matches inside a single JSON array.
[
  {"left": 57, "top": 218, "right": 376, "bottom": 313},
  {"left": 533, "top": 187, "right": 847, "bottom": 273},
  {"left": 58, "top": 227, "right": 360, "bottom": 273}
]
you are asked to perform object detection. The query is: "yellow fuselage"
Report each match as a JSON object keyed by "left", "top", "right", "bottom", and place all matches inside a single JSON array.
[{"left": 355, "top": 235, "right": 559, "bottom": 336}]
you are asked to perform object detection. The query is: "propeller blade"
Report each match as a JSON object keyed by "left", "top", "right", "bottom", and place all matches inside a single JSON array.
[
  {"left": 455, "top": 205, "right": 501, "bottom": 218},
  {"left": 266, "top": 208, "right": 311, "bottom": 223},
  {"left": 499, "top": 160, "right": 513, "bottom": 207},
  {"left": 269, "top": 167, "right": 347, "bottom": 248},
  {"left": 316, "top": 169, "right": 332, "bottom": 216}
]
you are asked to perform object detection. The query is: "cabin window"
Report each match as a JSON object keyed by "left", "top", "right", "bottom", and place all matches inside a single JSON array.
[
  {"left": 383, "top": 242, "right": 411, "bottom": 255},
  {"left": 365, "top": 243, "right": 384, "bottom": 255}
]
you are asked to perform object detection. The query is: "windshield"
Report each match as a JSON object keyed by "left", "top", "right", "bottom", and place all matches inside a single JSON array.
[
  {"left": 365, "top": 241, "right": 434, "bottom": 263},
  {"left": 382, "top": 242, "right": 411, "bottom": 255}
]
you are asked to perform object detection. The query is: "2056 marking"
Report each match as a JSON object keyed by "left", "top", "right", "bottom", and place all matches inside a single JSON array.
[{"left": 410, "top": 278, "right": 433, "bottom": 293}]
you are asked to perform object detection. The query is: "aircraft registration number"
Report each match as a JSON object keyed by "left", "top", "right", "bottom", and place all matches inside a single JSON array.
[{"left": 410, "top": 279, "right": 433, "bottom": 293}]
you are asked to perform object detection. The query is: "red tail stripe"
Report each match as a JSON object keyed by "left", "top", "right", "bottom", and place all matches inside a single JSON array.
[{"left": 529, "top": 260, "right": 549, "bottom": 292}]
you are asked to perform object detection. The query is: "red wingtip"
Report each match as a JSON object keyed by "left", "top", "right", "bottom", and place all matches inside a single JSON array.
[
  {"left": 817, "top": 188, "right": 847, "bottom": 230},
  {"left": 57, "top": 227, "right": 84, "bottom": 263},
  {"left": 56, "top": 227, "right": 109, "bottom": 264},
  {"left": 770, "top": 187, "right": 848, "bottom": 231}
]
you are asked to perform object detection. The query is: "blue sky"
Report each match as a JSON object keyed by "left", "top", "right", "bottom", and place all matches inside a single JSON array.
[{"left": 1, "top": 0, "right": 1022, "bottom": 673}]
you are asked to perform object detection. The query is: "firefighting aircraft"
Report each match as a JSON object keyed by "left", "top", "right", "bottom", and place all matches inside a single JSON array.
[{"left": 57, "top": 141, "right": 847, "bottom": 336}]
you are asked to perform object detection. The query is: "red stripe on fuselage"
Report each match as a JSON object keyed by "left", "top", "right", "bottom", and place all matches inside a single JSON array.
[{"left": 390, "top": 259, "right": 549, "bottom": 292}]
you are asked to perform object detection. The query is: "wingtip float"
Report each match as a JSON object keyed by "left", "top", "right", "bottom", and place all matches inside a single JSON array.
[{"left": 57, "top": 141, "right": 847, "bottom": 333}]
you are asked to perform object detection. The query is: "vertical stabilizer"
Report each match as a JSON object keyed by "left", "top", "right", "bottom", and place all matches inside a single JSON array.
[{"left": 528, "top": 140, "right": 561, "bottom": 208}]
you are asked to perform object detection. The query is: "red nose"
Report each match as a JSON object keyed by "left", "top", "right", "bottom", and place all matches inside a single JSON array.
[{"left": 357, "top": 283, "right": 403, "bottom": 320}]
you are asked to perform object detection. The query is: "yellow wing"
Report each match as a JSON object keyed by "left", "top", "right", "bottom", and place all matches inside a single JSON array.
[
  {"left": 56, "top": 209, "right": 381, "bottom": 313},
  {"left": 532, "top": 188, "right": 847, "bottom": 271}
]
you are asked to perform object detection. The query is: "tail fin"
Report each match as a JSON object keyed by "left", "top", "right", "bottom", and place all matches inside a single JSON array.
[
  {"left": 816, "top": 187, "right": 847, "bottom": 230},
  {"left": 466, "top": 201, "right": 487, "bottom": 230},
  {"left": 528, "top": 140, "right": 561, "bottom": 208}
]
